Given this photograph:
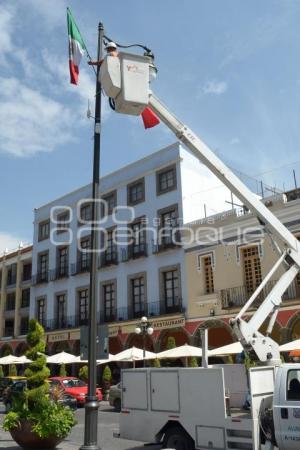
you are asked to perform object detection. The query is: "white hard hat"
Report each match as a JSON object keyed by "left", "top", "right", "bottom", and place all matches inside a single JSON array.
[{"left": 106, "top": 41, "right": 117, "bottom": 50}]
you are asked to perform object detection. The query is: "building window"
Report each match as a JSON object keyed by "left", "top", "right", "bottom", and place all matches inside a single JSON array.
[
  {"left": 6, "top": 292, "right": 16, "bottom": 311},
  {"left": 131, "top": 276, "right": 145, "bottom": 318},
  {"left": 158, "top": 205, "right": 179, "bottom": 248},
  {"left": 102, "top": 191, "right": 117, "bottom": 216},
  {"left": 129, "top": 220, "right": 147, "bottom": 258},
  {"left": 57, "top": 247, "right": 69, "bottom": 278},
  {"left": 127, "top": 178, "right": 145, "bottom": 206},
  {"left": 38, "top": 219, "right": 50, "bottom": 241},
  {"left": 203, "top": 256, "right": 214, "bottom": 294},
  {"left": 22, "top": 262, "right": 32, "bottom": 282},
  {"left": 78, "top": 289, "right": 89, "bottom": 325},
  {"left": 242, "top": 246, "right": 262, "bottom": 294},
  {"left": 163, "top": 268, "right": 180, "bottom": 313},
  {"left": 57, "top": 210, "right": 70, "bottom": 234},
  {"left": 20, "top": 317, "right": 29, "bottom": 335},
  {"left": 7, "top": 264, "right": 17, "bottom": 286},
  {"left": 78, "top": 237, "right": 91, "bottom": 271},
  {"left": 79, "top": 202, "right": 92, "bottom": 224},
  {"left": 103, "top": 282, "right": 116, "bottom": 322},
  {"left": 21, "top": 288, "right": 30, "bottom": 308},
  {"left": 56, "top": 294, "right": 66, "bottom": 328},
  {"left": 37, "top": 252, "right": 49, "bottom": 282},
  {"left": 4, "top": 319, "right": 14, "bottom": 337},
  {"left": 37, "top": 297, "right": 46, "bottom": 326},
  {"left": 106, "top": 228, "right": 117, "bottom": 263},
  {"left": 157, "top": 165, "right": 177, "bottom": 195}
]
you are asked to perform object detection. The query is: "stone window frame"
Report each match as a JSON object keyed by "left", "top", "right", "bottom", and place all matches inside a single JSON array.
[
  {"left": 158, "top": 263, "right": 182, "bottom": 312},
  {"left": 100, "top": 278, "right": 117, "bottom": 321},
  {"left": 127, "top": 271, "right": 147, "bottom": 318},
  {"left": 38, "top": 219, "right": 50, "bottom": 242},
  {"left": 156, "top": 163, "right": 177, "bottom": 196},
  {"left": 127, "top": 178, "right": 145, "bottom": 206}
]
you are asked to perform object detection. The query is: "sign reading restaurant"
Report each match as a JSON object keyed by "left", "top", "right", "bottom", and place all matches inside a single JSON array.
[{"left": 108, "top": 316, "right": 185, "bottom": 337}]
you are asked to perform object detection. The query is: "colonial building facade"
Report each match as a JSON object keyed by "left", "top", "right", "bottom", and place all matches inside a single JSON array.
[
  {"left": 0, "top": 245, "right": 32, "bottom": 356},
  {"left": 30, "top": 142, "right": 236, "bottom": 355},
  {"left": 183, "top": 192, "right": 300, "bottom": 349}
]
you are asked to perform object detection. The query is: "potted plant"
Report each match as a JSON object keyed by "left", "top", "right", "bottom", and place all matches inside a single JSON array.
[
  {"left": 79, "top": 365, "right": 88, "bottom": 383},
  {"left": 3, "top": 319, "right": 76, "bottom": 449}
]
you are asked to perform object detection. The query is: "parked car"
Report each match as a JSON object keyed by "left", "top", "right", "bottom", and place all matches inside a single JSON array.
[
  {"left": 3, "top": 379, "right": 77, "bottom": 412},
  {"left": 0, "top": 376, "right": 26, "bottom": 400},
  {"left": 48, "top": 377, "right": 102, "bottom": 405},
  {"left": 109, "top": 383, "right": 121, "bottom": 411}
]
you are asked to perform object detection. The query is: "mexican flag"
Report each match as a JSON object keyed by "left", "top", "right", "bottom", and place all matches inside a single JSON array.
[{"left": 67, "top": 9, "right": 86, "bottom": 85}]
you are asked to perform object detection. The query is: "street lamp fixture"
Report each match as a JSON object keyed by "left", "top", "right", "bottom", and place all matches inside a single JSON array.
[{"left": 135, "top": 316, "right": 153, "bottom": 366}]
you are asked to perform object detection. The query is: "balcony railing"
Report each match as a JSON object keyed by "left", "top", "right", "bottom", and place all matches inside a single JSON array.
[
  {"left": 32, "top": 272, "right": 49, "bottom": 285},
  {"left": 98, "top": 250, "right": 118, "bottom": 268},
  {"left": 99, "top": 298, "right": 184, "bottom": 324},
  {"left": 152, "top": 231, "right": 182, "bottom": 253},
  {"left": 121, "top": 244, "right": 147, "bottom": 262},
  {"left": 71, "top": 259, "right": 91, "bottom": 275},
  {"left": 221, "top": 278, "right": 300, "bottom": 309},
  {"left": 49, "top": 266, "right": 69, "bottom": 281},
  {"left": 44, "top": 315, "right": 88, "bottom": 331},
  {"left": 4, "top": 327, "right": 14, "bottom": 337}
]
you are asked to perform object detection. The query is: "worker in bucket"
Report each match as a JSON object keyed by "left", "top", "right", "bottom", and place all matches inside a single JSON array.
[{"left": 88, "top": 41, "right": 118, "bottom": 66}]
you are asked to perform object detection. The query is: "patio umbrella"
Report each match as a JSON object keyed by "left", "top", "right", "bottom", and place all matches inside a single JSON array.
[
  {"left": 112, "top": 346, "right": 156, "bottom": 362},
  {"left": 0, "top": 354, "right": 31, "bottom": 365},
  {"left": 279, "top": 339, "right": 300, "bottom": 352},
  {"left": 156, "top": 344, "right": 202, "bottom": 360},
  {"left": 208, "top": 342, "right": 243, "bottom": 357},
  {"left": 97, "top": 354, "right": 115, "bottom": 365},
  {"left": 46, "top": 351, "right": 79, "bottom": 365}
]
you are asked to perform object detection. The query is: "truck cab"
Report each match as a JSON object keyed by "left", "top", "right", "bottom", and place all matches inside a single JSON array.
[{"left": 274, "top": 364, "right": 300, "bottom": 450}]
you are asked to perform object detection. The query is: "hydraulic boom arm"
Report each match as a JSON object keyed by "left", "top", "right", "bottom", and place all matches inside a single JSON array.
[{"left": 149, "top": 94, "right": 300, "bottom": 364}]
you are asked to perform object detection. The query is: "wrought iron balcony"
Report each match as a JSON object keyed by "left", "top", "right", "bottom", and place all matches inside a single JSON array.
[
  {"left": 32, "top": 271, "right": 49, "bottom": 285},
  {"left": 152, "top": 231, "right": 182, "bottom": 253},
  {"left": 98, "top": 250, "right": 118, "bottom": 268},
  {"left": 49, "top": 265, "right": 69, "bottom": 281},
  {"left": 71, "top": 258, "right": 91, "bottom": 275},
  {"left": 221, "top": 278, "right": 300, "bottom": 309},
  {"left": 44, "top": 315, "right": 89, "bottom": 331}
]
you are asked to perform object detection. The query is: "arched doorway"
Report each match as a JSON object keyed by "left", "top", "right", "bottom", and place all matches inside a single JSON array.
[
  {"left": 51, "top": 341, "right": 71, "bottom": 355},
  {"left": 157, "top": 328, "right": 190, "bottom": 352},
  {"left": 195, "top": 320, "right": 234, "bottom": 349},
  {"left": 125, "top": 333, "right": 154, "bottom": 351},
  {"left": 109, "top": 337, "right": 122, "bottom": 355},
  {"left": 15, "top": 342, "right": 29, "bottom": 356},
  {"left": 287, "top": 312, "right": 300, "bottom": 341},
  {"left": 0, "top": 344, "right": 13, "bottom": 357}
]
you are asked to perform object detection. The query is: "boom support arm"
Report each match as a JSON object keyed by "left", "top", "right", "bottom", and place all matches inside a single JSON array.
[{"left": 149, "top": 94, "right": 300, "bottom": 363}]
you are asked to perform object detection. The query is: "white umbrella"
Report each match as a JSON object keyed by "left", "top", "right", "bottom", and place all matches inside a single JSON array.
[
  {"left": 97, "top": 354, "right": 115, "bottom": 365},
  {"left": 279, "top": 339, "right": 300, "bottom": 352},
  {"left": 208, "top": 342, "right": 243, "bottom": 357},
  {"left": 47, "top": 351, "right": 79, "bottom": 365},
  {"left": 156, "top": 344, "right": 202, "bottom": 359},
  {"left": 112, "top": 346, "right": 156, "bottom": 362},
  {"left": 0, "top": 354, "right": 31, "bottom": 365}
]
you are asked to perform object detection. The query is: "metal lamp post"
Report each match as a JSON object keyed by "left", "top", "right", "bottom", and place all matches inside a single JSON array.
[{"left": 135, "top": 316, "right": 154, "bottom": 366}]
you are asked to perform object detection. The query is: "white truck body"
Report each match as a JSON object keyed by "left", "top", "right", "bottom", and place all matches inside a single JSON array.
[{"left": 119, "top": 364, "right": 300, "bottom": 450}]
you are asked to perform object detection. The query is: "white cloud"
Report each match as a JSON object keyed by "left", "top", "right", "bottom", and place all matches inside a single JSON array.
[
  {"left": 0, "top": 232, "right": 28, "bottom": 254},
  {"left": 202, "top": 80, "right": 228, "bottom": 96},
  {"left": 0, "top": 6, "right": 14, "bottom": 64},
  {"left": 0, "top": 77, "right": 75, "bottom": 157}
]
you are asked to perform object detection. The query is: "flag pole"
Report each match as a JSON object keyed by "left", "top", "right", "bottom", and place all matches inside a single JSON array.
[{"left": 80, "top": 21, "right": 104, "bottom": 450}]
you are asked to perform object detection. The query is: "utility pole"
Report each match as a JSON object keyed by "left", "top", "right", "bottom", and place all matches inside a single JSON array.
[{"left": 80, "top": 21, "right": 104, "bottom": 450}]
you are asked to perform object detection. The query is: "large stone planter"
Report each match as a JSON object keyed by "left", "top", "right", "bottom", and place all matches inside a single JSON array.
[{"left": 10, "top": 419, "right": 64, "bottom": 450}]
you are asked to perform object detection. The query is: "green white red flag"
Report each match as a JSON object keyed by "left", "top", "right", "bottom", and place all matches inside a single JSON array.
[{"left": 67, "top": 9, "right": 86, "bottom": 85}]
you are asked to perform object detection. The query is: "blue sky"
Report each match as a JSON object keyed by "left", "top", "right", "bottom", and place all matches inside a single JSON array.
[{"left": 1, "top": 0, "right": 300, "bottom": 251}]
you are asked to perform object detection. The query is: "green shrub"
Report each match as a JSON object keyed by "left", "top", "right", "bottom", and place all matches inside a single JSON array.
[
  {"left": 79, "top": 365, "right": 88, "bottom": 382},
  {"left": 0, "top": 365, "right": 3, "bottom": 378},
  {"left": 151, "top": 358, "right": 161, "bottom": 368},
  {"left": 102, "top": 365, "right": 112, "bottom": 383},
  {"left": 188, "top": 357, "right": 198, "bottom": 367},
  {"left": 3, "top": 319, "right": 76, "bottom": 439},
  {"left": 59, "top": 363, "right": 67, "bottom": 377},
  {"left": 9, "top": 364, "right": 17, "bottom": 376}
]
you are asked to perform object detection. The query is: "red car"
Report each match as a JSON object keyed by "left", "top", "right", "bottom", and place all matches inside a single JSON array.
[{"left": 49, "top": 377, "right": 102, "bottom": 405}]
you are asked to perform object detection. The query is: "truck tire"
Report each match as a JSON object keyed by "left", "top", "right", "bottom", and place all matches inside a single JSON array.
[{"left": 163, "top": 426, "right": 195, "bottom": 450}]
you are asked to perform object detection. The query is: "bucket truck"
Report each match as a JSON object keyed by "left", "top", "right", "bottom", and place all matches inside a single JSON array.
[{"left": 100, "top": 50, "right": 300, "bottom": 450}]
